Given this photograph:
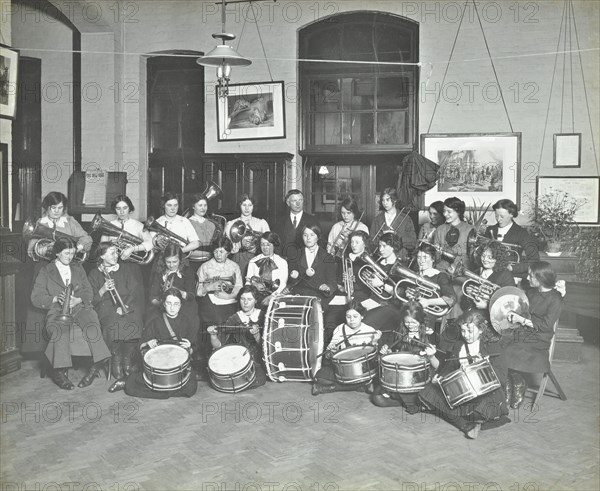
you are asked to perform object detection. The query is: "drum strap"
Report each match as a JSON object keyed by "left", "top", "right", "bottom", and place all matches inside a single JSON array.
[
  {"left": 342, "top": 324, "right": 352, "bottom": 349},
  {"left": 464, "top": 343, "right": 474, "bottom": 364},
  {"left": 162, "top": 314, "right": 180, "bottom": 341}
]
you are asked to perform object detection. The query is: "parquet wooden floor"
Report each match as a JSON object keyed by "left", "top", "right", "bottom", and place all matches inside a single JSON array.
[{"left": 1, "top": 346, "right": 598, "bottom": 491}]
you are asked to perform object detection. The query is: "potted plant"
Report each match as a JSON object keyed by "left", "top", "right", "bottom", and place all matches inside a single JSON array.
[{"left": 528, "top": 189, "right": 586, "bottom": 256}]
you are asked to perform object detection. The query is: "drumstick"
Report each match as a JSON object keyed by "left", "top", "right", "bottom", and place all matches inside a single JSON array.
[
  {"left": 405, "top": 337, "right": 448, "bottom": 356},
  {"left": 315, "top": 329, "right": 370, "bottom": 359},
  {"left": 444, "top": 353, "right": 499, "bottom": 361}
]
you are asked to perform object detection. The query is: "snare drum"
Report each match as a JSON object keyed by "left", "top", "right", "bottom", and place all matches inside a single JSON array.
[
  {"left": 438, "top": 358, "right": 501, "bottom": 409},
  {"left": 263, "top": 295, "right": 323, "bottom": 382},
  {"left": 379, "top": 353, "right": 431, "bottom": 393},
  {"left": 143, "top": 344, "right": 191, "bottom": 391},
  {"left": 208, "top": 344, "right": 256, "bottom": 393},
  {"left": 331, "top": 345, "right": 378, "bottom": 384}
]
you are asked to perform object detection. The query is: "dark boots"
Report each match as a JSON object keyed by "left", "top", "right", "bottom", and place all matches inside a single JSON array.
[
  {"left": 52, "top": 368, "right": 75, "bottom": 390},
  {"left": 510, "top": 372, "right": 528, "bottom": 409},
  {"left": 108, "top": 343, "right": 126, "bottom": 393},
  {"left": 78, "top": 360, "right": 107, "bottom": 388}
]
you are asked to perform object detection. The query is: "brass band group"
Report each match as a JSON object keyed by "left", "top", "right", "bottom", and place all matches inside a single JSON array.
[{"left": 23, "top": 185, "right": 565, "bottom": 439}]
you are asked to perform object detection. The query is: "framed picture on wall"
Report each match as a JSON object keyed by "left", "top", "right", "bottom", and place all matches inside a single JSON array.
[
  {"left": 216, "top": 81, "right": 286, "bottom": 141},
  {"left": 422, "top": 133, "right": 521, "bottom": 208},
  {"left": 553, "top": 133, "right": 581, "bottom": 168},
  {"left": 0, "top": 44, "right": 19, "bottom": 120},
  {"left": 536, "top": 176, "right": 600, "bottom": 224}
]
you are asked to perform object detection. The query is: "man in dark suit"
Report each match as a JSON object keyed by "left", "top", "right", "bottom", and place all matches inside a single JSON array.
[
  {"left": 275, "top": 189, "right": 321, "bottom": 262},
  {"left": 484, "top": 199, "right": 539, "bottom": 279}
]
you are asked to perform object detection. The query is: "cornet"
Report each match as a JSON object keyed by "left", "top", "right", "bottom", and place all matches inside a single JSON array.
[
  {"left": 91, "top": 213, "right": 154, "bottom": 265},
  {"left": 342, "top": 257, "right": 355, "bottom": 302},
  {"left": 249, "top": 276, "right": 281, "bottom": 295},
  {"left": 357, "top": 252, "right": 396, "bottom": 300},
  {"left": 198, "top": 275, "right": 236, "bottom": 294},
  {"left": 22, "top": 220, "right": 88, "bottom": 263},
  {"left": 393, "top": 264, "right": 450, "bottom": 317}
]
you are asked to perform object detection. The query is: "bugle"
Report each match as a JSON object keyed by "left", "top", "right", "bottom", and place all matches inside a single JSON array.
[
  {"left": 466, "top": 230, "right": 522, "bottom": 266},
  {"left": 357, "top": 252, "right": 395, "bottom": 300},
  {"left": 328, "top": 211, "right": 365, "bottom": 257},
  {"left": 91, "top": 213, "right": 154, "bottom": 265},
  {"left": 392, "top": 264, "right": 450, "bottom": 317},
  {"left": 100, "top": 265, "right": 133, "bottom": 316},
  {"left": 145, "top": 216, "right": 189, "bottom": 251},
  {"left": 22, "top": 220, "right": 88, "bottom": 263}
]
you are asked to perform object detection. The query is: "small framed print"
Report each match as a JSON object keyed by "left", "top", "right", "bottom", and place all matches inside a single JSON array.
[
  {"left": 0, "top": 44, "right": 19, "bottom": 120},
  {"left": 553, "top": 133, "right": 581, "bottom": 168}
]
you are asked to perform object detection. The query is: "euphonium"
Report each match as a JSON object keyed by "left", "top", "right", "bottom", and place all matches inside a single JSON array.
[
  {"left": 145, "top": 216, "right": 189, "bottom": 251},
  {"left": 452, "top": 261, "right": 500, "bottom": 303},
  {"left": 357, "top": 252, "right": 395, "bottom": 300},
  {"left": 91, "top": 213, "right": 154, "bottom": 265},
  {"left": 56, "top": 282, "right": 74, "bottom": 323},
  {"left": 100, "top": 265, "right": 132, "bottom": 316},
  {"left": 22, "top": 220, "right": 88, "bottom": 263},
  {"left": 466, "top": 231, "right": 522, "bottom": 266},
  {"left": 392, "top": 264, "right": 450, "bottom": 317}
]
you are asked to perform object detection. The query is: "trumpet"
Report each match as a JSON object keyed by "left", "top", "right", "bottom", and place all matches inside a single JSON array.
[
  {"left": 357, "top": 252, "right": 396, "bottom": 300},
  {"left": 342, "top": 257, "right": 355, "bottom": 302},
  {"left": 145, "top": 216, "right": 189, "bottom": 252},
  {"left": 100, "top": 265, "right": 132, "bottom": 316},
  {"left": 198, "top": 275, "right": 236, "bottom": 294},
  {"left": 229, "top": 220, "right": 263, "bottom": 245},
  {"left": 91, "top": 213, "right": 154, "bottom": 265},
  {"left": 56, "top": 282, "right": 74, "bottom": 323},
  {"left": 393, "top": 264, "right": 450, "bottom": 317},
  {"left": 22, "top": 220, "right": 88, "bottom": 263},
  {"left": 328, "top": 211, "right": 365, "bottom": 257},
  {"left": 372, "top": 207, "right": 411, "bottom": 243},
  {"left": 466, "top": 231, "right": 522, "bottom": 265},
  {"left": 452, "top": 261, "right": 500, "bottom": 303}
]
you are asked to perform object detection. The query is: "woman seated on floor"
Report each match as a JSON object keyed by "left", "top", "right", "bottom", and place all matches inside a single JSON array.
[
  {"left": 122, "top": 288, "right": 198, "bottom": 399},
  {"left": 206, "top": 285, "right": 267, "bottom": 392},
  {"left": 312, "top": 302, "right": 381, "bottom": 396},
  {"left": 418, "top": 310, "right": 509, "bottom": 439}
]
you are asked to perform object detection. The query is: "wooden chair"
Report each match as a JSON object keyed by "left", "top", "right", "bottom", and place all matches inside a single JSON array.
[{"left": 526, "top": 320, "right": 567, "bottom": 410}]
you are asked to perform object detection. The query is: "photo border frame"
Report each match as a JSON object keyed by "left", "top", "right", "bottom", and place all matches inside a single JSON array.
[
  {"left": 0, "top": 44, "right": 19, "bottom": 120},
  {"left": 553, "top": 133, "right": 581, "bottom": 168}
]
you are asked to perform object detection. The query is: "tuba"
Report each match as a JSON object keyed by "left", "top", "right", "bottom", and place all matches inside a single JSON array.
[
  {"left": 91, "top": 213, "right": 154, "bottom": 265},
  {"left": 22, "top": 220, "right": 88, "bottom": 263},
  {"left": 466, "top": 230, "right": 522, "bottom": 266},
  {"left": 182, "top": 181, "right": 227, "bottom": 230},
  {"left": 357, "top": 252, "right": 396, "bottom": 300},
  {"left": 145, "top": 216, "right": 189, "bottom": 252},
  {"left": 392, "top": 264, "right": 450, "bottom": 317},
  {"left": 452, "top": 261, "right": 500, "bottom": 303}
]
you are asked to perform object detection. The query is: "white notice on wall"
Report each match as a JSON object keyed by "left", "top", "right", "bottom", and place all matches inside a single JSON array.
[{"left": 82, "top": 170, "right": 107, "bottom": 206}]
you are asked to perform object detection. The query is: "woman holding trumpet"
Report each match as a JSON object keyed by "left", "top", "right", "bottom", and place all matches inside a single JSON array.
[
  {"left": 326, "top": 198, "right": 368, "bottom": 256},
  {"left": 149, "top": 192, "right": 200, "bottom": 256},
  {"left": 88, "top": 242, "right": 144, "bottom": 392},
  {"left": 245, "top": 232, "right": 288, "bottom": 306},
  {"left": 224, "top": 194, "right": 270, "bottom": 255},
  {"left": 23, "top": 192, "right": 93, "bottom": 355},
  {"left": 369, "top": 187, "right": 416, "bottom": 254},
  {"left": 31, "top": 237, "right": 111, "bottom": 390}
]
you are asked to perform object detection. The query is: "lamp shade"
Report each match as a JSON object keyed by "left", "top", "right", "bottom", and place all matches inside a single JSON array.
[{"left": 196, "top": 44, "right": 252, "bottom": 67}]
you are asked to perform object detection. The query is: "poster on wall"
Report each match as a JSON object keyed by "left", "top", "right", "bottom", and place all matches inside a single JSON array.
[
  {"left": 422, "top": 133, "right": 521, "bottom": 208},
  {"left": 536, "top": 176, "right": 600, "bottom": 224}
]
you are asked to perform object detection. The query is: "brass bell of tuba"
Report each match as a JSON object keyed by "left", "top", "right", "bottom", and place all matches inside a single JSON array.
[
  {"left": 22, "top": 220, "right": 88, "bottom": 263},
  {"left": 91, "top": 213, "right": 154, "bottom": 265},
  {"left": 357, "top": 252, "right": 396, "bottom": 300}
]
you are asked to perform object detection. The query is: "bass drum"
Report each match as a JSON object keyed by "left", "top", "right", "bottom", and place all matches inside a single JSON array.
[{"left": 263, "top": 295, "right": 323, "bottom": 382}]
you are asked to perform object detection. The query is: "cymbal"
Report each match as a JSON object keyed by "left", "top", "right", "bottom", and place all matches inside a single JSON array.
[{"left": 488, "top": 286, "right": 530, "bottom": 332}]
